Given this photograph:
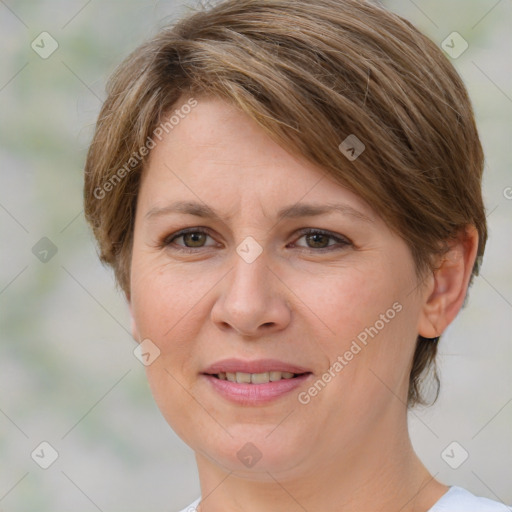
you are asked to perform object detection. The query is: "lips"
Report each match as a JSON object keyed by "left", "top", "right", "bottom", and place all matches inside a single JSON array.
[
  {"left": 201, "top": 358, "right": 313, "bottom": 404},
  {"left": 202, "top": 358, "right": 312, "bottom": 375}
]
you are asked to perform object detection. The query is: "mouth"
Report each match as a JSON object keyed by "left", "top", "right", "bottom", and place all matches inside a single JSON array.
[{"left": 200, "top": 359, "right": 313, "bottom": 405}]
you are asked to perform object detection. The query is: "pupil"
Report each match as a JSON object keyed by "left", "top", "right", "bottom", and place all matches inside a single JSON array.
[
  {"left": 184, "top": 232, "right": 205, "bottom": 247},
  {"left": 307, "top": 233, "right": 328, "bottom": 248}
]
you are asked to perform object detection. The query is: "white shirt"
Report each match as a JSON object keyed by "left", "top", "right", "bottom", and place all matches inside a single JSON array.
[
  {"left": 428, "top": 486, "right": 511, "bottom": 511},
  {"left": 177, "top": 486, "right": 511, "bottom": 511}
]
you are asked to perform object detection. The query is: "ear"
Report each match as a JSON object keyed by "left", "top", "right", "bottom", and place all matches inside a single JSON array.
[{"left": 417, "top": 225, "right": 479, "bottom": 338}]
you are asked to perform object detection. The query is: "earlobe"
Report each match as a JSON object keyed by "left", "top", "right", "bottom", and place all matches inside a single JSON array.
[{"left": 417, "top": 225, "right": 479, "bottom": 339}]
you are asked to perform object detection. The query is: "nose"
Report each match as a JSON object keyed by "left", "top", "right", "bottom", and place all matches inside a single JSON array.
[{"left": 210, "top": 248, "right": 292, "bottom": 337}]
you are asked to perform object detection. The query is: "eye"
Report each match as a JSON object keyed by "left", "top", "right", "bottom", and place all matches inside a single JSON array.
[
  {"left": 291, "top": 229, "right": 351, "bottom": 251},
  {"left": 162, "top": 228, "right": 217, "bottom": 252}
]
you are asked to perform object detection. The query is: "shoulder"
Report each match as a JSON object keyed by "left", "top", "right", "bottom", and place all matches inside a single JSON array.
[
  {"left": 176, "top": 497, "right": 201, "bottom": 512},
  {"left": 429, "top": 486, "right": 511, "bottom": 512}
]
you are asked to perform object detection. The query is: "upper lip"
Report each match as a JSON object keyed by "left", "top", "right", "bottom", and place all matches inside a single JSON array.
[{"left": 202, "top": 358, "right": 312, "bottom": 375}]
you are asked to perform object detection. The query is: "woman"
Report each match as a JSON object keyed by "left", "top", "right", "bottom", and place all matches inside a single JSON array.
[{"left": 84, "top": 0, "right": 510, "bottom": 510}]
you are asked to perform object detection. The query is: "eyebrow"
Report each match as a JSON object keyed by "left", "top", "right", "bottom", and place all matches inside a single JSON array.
[{"left": 144, "top": 200, "right": 374, "bottom": 224}]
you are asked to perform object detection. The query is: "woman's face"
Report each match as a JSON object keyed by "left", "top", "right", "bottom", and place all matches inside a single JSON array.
[{"left": 129, "top": 95, "right": 430, "bottom": 478}]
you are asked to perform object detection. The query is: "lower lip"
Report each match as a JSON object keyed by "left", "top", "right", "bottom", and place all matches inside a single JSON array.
[{"left": 202, "top": 373, "right": 312, "bottom": 405}]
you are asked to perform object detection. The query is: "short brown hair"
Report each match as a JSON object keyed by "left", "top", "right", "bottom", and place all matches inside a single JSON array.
[{"left": 84, "top": 0, "right": 487, "bottom": 406}]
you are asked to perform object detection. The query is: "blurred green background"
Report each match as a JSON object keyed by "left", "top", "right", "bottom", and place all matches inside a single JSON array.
[{"left": 1, "top": 1, "right": 511, "bottom": 510}]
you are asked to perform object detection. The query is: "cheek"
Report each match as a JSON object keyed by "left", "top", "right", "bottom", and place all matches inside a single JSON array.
[
  {"left": 129, "top": 259, "right": 214, "bottom": 441},
  {"left": 287, "top": 261, "right": 403, "bottom": 345},
  {"left": 130, "top": 257, "right": 207, "bottom": 338},
  {"left": 288, "top": 259, "right": 419, "bottom": 399}
]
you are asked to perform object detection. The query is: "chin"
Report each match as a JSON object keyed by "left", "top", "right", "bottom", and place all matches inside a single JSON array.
[{"left": 196, "top": 428, "right": 311, "bottom": 478}]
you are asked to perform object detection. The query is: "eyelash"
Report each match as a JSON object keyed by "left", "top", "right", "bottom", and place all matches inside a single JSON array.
[{"left": 160, "top": 227, "right": 351, "bottom": 254}]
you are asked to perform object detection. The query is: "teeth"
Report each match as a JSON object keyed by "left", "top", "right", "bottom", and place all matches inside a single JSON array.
[
  {"left": 216, "top": 371, "right": 299, "bottom": 383},
  {"left": 236, "top": 372, "right": 251, "bottom": 384},
  {"left": 251, "top": 372, "right": 269, "bottom": 384},
  {"left": 269, "top": 371, "right": 282, "bottom": 381}
]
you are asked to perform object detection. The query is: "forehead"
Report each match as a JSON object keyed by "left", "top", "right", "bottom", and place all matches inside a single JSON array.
[{"left": 139, "top": 95, "right": 376, "bottom": 221}]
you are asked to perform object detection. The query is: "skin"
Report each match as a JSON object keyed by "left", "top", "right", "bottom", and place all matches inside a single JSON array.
[{"left": 128, "top": 95, "right": 479, "bottom": 512}]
